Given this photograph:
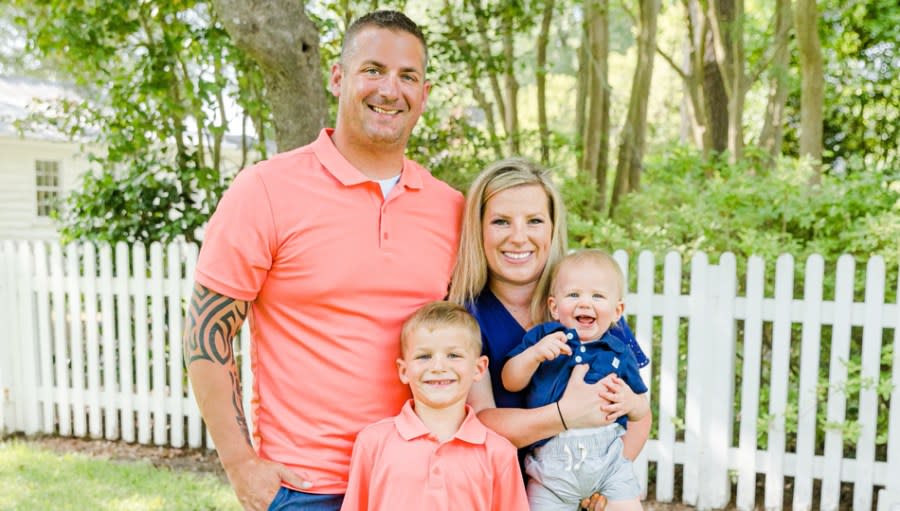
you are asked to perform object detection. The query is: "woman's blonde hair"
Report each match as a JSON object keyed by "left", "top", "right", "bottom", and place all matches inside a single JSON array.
[{"left": 448, "top": 157, "right": 567, "bottom": 323}]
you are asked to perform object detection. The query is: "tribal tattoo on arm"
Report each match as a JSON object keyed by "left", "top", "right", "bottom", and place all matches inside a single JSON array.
[{"left": 184, "top": 283, "right": 252, "bottom": 445}]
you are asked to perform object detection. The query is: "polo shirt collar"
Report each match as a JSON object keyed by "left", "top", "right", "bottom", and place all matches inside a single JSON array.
[
  {"left": 584, "top": 331, "right": 627, "bottom": 354},
  {"left": 312, "top": 128, "right": 423, "bottom": 190},
  {"left": 547, "top": 321, "right": 627, "bottom": 354},
  {"left": 394, "top": 400, "right": 487, "bottom": 445}
]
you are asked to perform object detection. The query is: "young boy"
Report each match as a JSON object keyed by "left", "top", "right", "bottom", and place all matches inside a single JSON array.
[
  {"left": 341, "top": 301, "right": 528, "bottom": 511},
  {"left": 502, "top": 249, "right": 650, "bottom": 511}
]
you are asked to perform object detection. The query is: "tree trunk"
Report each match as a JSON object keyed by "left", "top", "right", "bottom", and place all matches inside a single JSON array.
[
  {"left": 703, "top": 14, "right": 728, "bottom": 152},
  {"left": 502, "top": 16, "right": 520, "bottom": 155},
  {"left": 795, "top": 0, "right": 824, "bottom": 183},
  {"left": 575, "top": 17, "right": 589, "bottom": 166},
  {"left": 610, "top": 0, "right": 660, "bottom": 215},
  {"left": 536, "top": 0, "right": 556, "bottom": 165},
  {"left": 442, "top": 0, "right": 503, "bottom": 158},
  {"left": 713, "top": 0, "right": 745, "bottom": 162},
  {"left": 684, "top": 0, "right": 713, "bottom": 154},
  {"left": 581, "top": 0, "right": 610, "bottom": 209},
  {"left": 211, "top": 0, "right": 327, "bottom": 152},
  {"left": 759, "top": 0, "right": 792, "bottom": 159},
  {"left": 473, "top": 7, "right": 508, "bottom": 142}
]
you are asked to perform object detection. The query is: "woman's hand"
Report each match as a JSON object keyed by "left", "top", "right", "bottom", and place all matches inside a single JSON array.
[
  {"left": 557, "top": 364, "right": 615, "bottom": 429},
  {"left": 597, "top": 374, "right": 649, "bottom": 422}
]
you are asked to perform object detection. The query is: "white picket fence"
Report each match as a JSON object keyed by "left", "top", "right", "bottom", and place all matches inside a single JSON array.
[{"left": 0, "top": 240, "right": 897, "bottom": 510}]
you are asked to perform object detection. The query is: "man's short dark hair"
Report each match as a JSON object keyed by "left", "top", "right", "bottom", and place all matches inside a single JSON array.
[{"left": 341, "top": 10, "right": 428, "bottom": 67}]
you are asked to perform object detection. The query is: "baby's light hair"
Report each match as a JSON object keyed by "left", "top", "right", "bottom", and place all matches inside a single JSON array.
[
  {"left": 400, "top": 301, "right": 482, "bottom": 355},
  {"left": 545, "top": 249, "right": 625, "bottom": 319}
]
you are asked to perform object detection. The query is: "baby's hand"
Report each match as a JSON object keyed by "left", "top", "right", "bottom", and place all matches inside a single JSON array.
[
  {"left": 598, "top": 374, "right": 648, "bottom": 421},
  {"left": 530, "top": 331, "right": 572, "bottom": 362}
]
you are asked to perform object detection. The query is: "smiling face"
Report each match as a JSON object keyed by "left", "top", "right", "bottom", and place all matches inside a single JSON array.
[
  {"left": 548, "top": 258, "right": 624, "bottom": 342},
  {"left": 482, "top": 184, "right": 553, "bottom": 294},
  {"left": 329, "top": 26, "right": 430, "bottom": 153},
  {"left": 397, "top": 325, "right": 488, "bottom": 412}
]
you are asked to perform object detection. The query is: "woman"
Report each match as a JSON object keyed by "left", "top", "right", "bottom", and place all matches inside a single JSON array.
[{"left": 449, "top": 157, "right": 651, "bottom": 509}]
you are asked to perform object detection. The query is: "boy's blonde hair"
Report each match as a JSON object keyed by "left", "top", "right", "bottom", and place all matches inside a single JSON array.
[
  {"left": 400, "top": 301, "right": 482, "bottom": 355},
  {"left": 543, "top": 249, "right": 625, "bottom": 319}
]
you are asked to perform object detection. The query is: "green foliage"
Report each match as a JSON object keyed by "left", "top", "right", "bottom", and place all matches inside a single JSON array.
[
  {"left": 408, "top": 109, "right": 493, "bottom": 192},
  {"left": 563, "top": 147, "right": 898, "bottom": 452},
  {"left": 11, "top": 0, "right": 270, "bottom": 244},
  {"left": 0, "top": 439, "right": 239, "bottom": 511},
  {"left": 820, "top": 0, "right": 900, "bottom": 173},
  {"left": 568, "top": 145, "right": 900, "bottom": 270}
]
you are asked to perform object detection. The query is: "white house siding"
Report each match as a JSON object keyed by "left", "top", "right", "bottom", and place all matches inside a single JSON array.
[
  {"left": 0, "top": 135, "right": 89, "bottom": 241},
  {"left": 1, "top": 75, "right": 258, "bottom": 242}
]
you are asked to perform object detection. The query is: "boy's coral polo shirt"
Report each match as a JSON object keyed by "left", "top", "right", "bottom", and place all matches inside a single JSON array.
[
  {"left": 341, "top": 401, "right": 528, "bottom": 510},
  {"left": 195, "top": 129, "right": 464, "bottom": 493}
]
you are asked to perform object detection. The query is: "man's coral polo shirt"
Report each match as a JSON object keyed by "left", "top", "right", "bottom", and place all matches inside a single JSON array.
[{"left": 195, "top": 129, "right": 464, "bottom": 493}]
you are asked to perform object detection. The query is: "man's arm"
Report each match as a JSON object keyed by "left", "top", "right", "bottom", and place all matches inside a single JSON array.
[{"left": 184, "top": 283, "right": 308, "bottom": 511}]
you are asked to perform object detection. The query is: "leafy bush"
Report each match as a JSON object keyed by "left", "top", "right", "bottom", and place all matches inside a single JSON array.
[
  {"left": 562, "top": 146, "right": 899, "bottom": 451},
  {"left": 568, "top": 144, "right": 900, "bottom": 276}
]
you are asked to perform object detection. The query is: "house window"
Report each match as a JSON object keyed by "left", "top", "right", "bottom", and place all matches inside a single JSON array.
[{"left": 35, "top": 160, "right": 61, "bottom": 217}]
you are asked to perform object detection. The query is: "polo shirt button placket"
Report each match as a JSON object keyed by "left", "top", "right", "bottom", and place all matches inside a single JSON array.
[
  {"left": 379, "top": 199, "right": 390, "bottom": 247},
  {"left": 428, "top": 462, "right": 443, "bottom": 489}
]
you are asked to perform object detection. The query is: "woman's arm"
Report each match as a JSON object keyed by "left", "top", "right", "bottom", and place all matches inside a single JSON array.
[
  {"left": 598, "top": 374, "right": 652, "bottom": 460},
  {"left": 472, "top": 364, "right": 614, "bottom": 448},
  {"left": 621, "top": 412, "right": 652, "bottom": 460}
]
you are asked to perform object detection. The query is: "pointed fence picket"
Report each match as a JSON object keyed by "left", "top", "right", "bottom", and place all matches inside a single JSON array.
[
  {"left": 793, "top": 255, "right": 824, "bottom": 511},
  {"left": 737, "top": 255, "right": 765, "bottom": 511},
  {"left": 0, "top": 241, "right": 898, "bottom": 510},
  {"left": 654, "top": 250, "right": 681, "bottom": 503}
]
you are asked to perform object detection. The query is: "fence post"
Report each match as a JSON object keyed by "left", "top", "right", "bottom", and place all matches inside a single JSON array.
[
  {"left": 877, "top": 268, "right": 900, "bottom": 510},
  {"left": 855, "top": 257, "right": 885, "bottom": 510},
  {"left": 16, "top": 242, "right": 40, "bottom": 435},
  {"left": 765, "top": 254, "right": 795, "bottom": 511},
  {"left": 682, "top": 252, "right": 708, "bottom": 506},
  {"left": 0, "top": 241, "right": 16, "bottom": 434},
  {"left": 655, "top": 251, "right": 682, "bottom": 502},
  {"left": 793, "top": 255, "right": 825, "bottom": 511},
  {"left": 697, "top": 253, "right": 737, "bottom": 509},
  {"left": 736, "top": 256, "right": 765, "bottom": 511},
  {"left": 632, "top": 250, "right": 656, "bottom": 494}
]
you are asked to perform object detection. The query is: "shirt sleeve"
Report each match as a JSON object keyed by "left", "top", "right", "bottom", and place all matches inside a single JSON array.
[
  {"left": 610, "top": 317, "right": 650, "bottom": 368},
  {"left": 194, "top": 166, "right": 277, "bottom": 301},
  {"left": 491, "top": 451, "right": 529, "bottom": 511},
  {"left": 618, "top": 350, "right": 649, "bottom": 395},
  {"left": 340, "top": 430, "right": 375, "bottom": 511}
]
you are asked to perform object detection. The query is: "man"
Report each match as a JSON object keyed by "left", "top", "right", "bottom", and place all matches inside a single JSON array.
[{"left": 184, "top": 11, "right": 464, "bottom": 511}]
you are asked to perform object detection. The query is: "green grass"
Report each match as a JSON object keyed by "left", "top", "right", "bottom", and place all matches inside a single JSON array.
[{"left": 0, "top": 439, "right": 241, "bottom": 511}]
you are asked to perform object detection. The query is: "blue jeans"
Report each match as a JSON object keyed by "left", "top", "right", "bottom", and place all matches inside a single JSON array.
[{"left": 267, "top": 487, "right": 344, "bottom": 511}]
